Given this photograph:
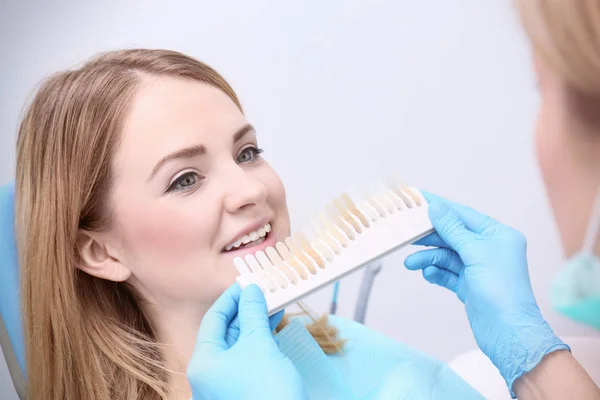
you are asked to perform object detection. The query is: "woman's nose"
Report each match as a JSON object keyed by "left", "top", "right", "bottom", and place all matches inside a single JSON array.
[{"left": 222, "top": 168, "right": 269, "bottom": 213}]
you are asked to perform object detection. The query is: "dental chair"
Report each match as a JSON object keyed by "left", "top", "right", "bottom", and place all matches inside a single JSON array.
[{"left": 0, "top": 182, "right": 26, "bottom": 399}]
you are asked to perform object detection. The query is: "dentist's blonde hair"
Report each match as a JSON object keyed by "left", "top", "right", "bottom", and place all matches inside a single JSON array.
[
  {"left": 516, "top": 0, "right": 600, "bottom": 98},
  {"left": 15, "top": 49, "right": 343, "bottom": 400}
]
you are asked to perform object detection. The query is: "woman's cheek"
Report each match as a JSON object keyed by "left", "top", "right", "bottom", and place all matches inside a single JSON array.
[{"left": 116, "top": 201, "right": 214, "bottom": 266}]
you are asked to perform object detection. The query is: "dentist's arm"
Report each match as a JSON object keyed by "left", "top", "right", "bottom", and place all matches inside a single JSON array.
[
  {"left": 404, "top": 193, "right": 600, "bottom": 400},
  {"left": 513, "top": 349, "right": 599, "bottom": 400}
]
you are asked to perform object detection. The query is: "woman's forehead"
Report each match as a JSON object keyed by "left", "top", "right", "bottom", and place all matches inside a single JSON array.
[
  {"left": 112, "top": 76, "right": 248, "bottom": 179},
  {"left": 124, "top": 76, "right": 243, "bottom": 137}
]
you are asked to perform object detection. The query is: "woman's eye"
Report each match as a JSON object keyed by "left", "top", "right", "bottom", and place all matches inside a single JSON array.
[
  {"left": 167, "top": 171, "right": 201, "bottom": 193},
  {"left": 237, "top": 146, "right": 264, "bottom": 164}
]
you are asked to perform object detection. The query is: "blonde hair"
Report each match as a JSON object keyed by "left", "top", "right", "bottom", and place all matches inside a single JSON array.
[
  {"left": 516, "top": 0, "right": 600, "bottom": 97},
  {"left": 15, "top": 49, "right": 344, "bottom": 400}
]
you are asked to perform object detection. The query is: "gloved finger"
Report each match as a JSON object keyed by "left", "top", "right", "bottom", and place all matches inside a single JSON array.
[
  {"left": 238, "top": 284, "right": 272, "bottom": 338},
  {"left": 421, "top": 191, "right": 495, "bottom": 234},
  {"left": 422, "top": 265, "right": 459, "bottom": 293},
  {"left": 427, "top": 199, "right": 476, "bottom": 251},
  {"left": 225, "top": 313, "right": 240, "bottom": 347},
  {"left": 413, "top": 232, "right": 450, "bottom": 249},
  {"left": 270, "top": 309, "right": 285, "bottom": 331},
  {"left": 225, "top": 308, "right": 284, "bottom": 347},
  {"left": 196, "top": 284, "right": 241, "bottom": 351},
  {"left": 405, "top": 248, "right": 464, "bottom": 275}
]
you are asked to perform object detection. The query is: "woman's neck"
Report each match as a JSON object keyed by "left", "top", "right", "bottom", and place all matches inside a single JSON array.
[{"left": 142, "top": 300, "right": 212, "bottom": 400}]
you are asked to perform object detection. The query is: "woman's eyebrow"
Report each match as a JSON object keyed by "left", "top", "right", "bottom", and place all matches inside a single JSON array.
[
  {"left": 148, "top": 145, "right": 206, "bottom": 181},
  {"left": 233, "top": 123, "right": 255, "bottom": 143},
  {"left": 148, "top": 124, "right": 255, "bottom": 181}
]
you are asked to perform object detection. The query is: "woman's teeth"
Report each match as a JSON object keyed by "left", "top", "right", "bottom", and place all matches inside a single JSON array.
[{"left": 224, "top": 223, "right": 271, "bottom": 252}]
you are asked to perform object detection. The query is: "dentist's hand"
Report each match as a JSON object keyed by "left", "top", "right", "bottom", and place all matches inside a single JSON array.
[
  {"left": 404, "top": 193, "right": 569, "bottom": 395},
  {"left": 224, "top": 299, "right": 284, "bottom": 347},
  {"left": 187, "top": 284, "right": 307, "bottom": 400}
]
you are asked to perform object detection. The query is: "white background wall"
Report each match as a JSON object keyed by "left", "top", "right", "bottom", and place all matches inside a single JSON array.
[{"left": 2, "top": 0, "right": 599, "bottom": 398}]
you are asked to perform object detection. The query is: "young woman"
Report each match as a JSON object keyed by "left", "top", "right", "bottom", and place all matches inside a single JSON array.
[{"left": 15, "top": 49, "right": 482, "bottom": 399}]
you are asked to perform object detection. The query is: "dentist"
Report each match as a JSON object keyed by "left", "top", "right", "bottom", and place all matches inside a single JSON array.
[{"left": 188, "top": 1, "right": 600, "bottom": 399}]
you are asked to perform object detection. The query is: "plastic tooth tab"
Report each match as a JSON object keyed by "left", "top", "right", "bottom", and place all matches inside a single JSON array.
[
  {"left": 384, "top": 179, "right": 413, "bottom": 209},
  {"left": 327, "top": 205, "right": 356, "bottom": 240},
  {"left": 319, "top": 213, "right": 349, "bottom": 247},
  {"left": 366, "top": 195, "right": 386, "bottom": 218},
  {"left": 341, "top": 193, "right": 370, "bottom": 228},
  {"left": 356, "top": 201, "right": 379, "bottom": 222},
  {"left": 276, "top": 241, "right": 308, "bottom": 280},
  {"left": 294, "top": 232, "right": 325, "bottom": 268},
  {"left": 285, "top": 237, "right": 316, "bottom": 275},
  {"left": 255, "top": 250, "right": 287, "bottom": 289},
  {"left": 266, "top": 246, "right": 298, "bottom": 285},
  {"left": 384, "top": 190, "right": 405, "bottom": 211},
  {"left": 238, "top": 271, "right": 262, "bottom": 291},
  {"left": 393, "top": 187, "right": 414, "bottom": 209},
  {"left": 233, "top": 257, "right": 251, "bottom": 275},
  {"left": 404, "top": 187, "right": 422, "bottom": 206},
  {"left": 374, "top": 193, "right": 395, "bottom": 215},
  {"left": 311, "top": 220, "right": 343, "bottom": 255},
  {"left": 333, "top": 198, "right": 363, "bottom": 233},
  {"left": 245, "top": 254, "right": 276, "bottom": 292},
  {"left": 312, "top": 240, "right": 334, "bottom": 263}
]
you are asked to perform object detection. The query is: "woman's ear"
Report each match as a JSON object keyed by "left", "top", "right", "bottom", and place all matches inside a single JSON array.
[{"left": 76, "top": 229, "right": 131, "bottom": 282}]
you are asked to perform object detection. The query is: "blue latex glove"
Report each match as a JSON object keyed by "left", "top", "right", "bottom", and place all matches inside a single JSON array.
[
  {"left": 404, "top": 193, "right": 570, "bottom": 398},
  {"left": 187, "top": 284, "right": 307, "bottom": 400},
  {"left": 225, "top": 304, "right": 284, "bottom": 347}
]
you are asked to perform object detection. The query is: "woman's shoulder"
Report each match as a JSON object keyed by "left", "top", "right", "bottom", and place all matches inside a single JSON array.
[
  {"left": 325, "top": 314, "right": 433, "bottom": 360},
  {"left": 322, "top": 315, "right": 486, "bottom": 399},
  {"left": 323, "top": 315, "right": 440, "bottom": 372},
  {"left": 277, "top": 314, "right": 484, "bottom": 399}
]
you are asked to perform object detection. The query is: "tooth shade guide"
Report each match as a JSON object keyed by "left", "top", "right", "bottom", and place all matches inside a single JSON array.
[
  {"left": 234, "top": 187, "right": 433, "bottom": 315},
  {"left": 266, "top": 246, "right": 298, "bottom": 284}
]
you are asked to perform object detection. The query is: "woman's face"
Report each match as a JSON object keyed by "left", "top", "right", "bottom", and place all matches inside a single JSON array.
[
  {"left": 533, "top": 55, "right": 600, "bottom": 258},
  {"left": 105, "top": 76, "right": 290, "bottom": 307}
]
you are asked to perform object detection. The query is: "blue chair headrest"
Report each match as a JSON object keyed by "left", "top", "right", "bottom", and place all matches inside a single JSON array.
[{"left": 0, "top": 182, "right": 25, "bottom": 375}]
